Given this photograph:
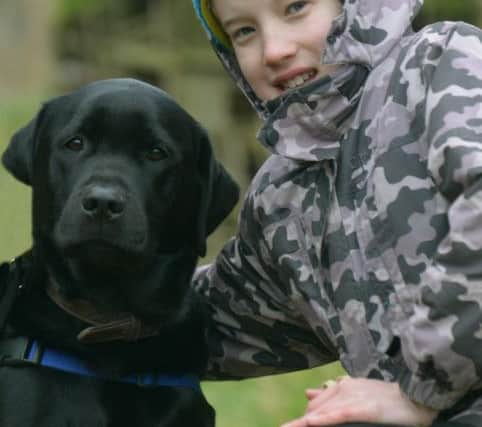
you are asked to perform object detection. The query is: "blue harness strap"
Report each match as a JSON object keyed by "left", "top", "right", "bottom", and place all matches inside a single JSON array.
[
  {"left": 0, "top": 258, "right": 202, "bottom": 393},
  {"left": 1, "top": 337, "right": 201, "bottom": 393}
]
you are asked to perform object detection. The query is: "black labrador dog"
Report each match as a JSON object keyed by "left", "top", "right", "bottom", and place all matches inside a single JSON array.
[{"left": 0, "top": 79, "right": 239, "bottom": 427}]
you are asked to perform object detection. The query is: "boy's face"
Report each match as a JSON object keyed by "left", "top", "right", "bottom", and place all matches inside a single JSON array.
[{"left": 212, "top": 0, "right": 342, "bottom": 101}]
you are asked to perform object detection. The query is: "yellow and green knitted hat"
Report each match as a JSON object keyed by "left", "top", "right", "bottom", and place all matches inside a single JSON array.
[{"left": 192, "top": 0, "right": 232, "bottom": 50}]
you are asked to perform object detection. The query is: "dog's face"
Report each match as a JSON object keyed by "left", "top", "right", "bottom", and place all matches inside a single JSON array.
[{"left": 2, "top": 79, "right": 238, "bottom": 316}]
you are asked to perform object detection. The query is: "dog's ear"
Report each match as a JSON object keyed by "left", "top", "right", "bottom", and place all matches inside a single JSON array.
[
  {"left": 196, "top": 129, "right": 239, "bottom": 257},
  {"left": 2, "top": 107, "right": 44, "bottom": 186}
]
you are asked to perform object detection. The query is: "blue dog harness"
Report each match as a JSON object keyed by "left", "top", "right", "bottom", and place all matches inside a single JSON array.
[
  {"left": 0, "top": 259, "right": 201, "bottom": 393},
  {"left": 0, "top": 337, "right": 201, "bottom": 392}
]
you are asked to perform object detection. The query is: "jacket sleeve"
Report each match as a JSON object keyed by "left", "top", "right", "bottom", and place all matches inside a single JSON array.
[
  {"left": 398, "top": 22, "right": 482, "bottom": 410},
  {"left": 193, "top": 188, "right": 337, "bottom": 380}
]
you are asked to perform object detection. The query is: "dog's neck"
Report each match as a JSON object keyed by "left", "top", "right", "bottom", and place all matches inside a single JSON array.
[
  {"left": 46, "top": 278, "right": 161, "bottom": 344},
  {"left": 37, "top": 240, "right": 198, "bottom": 343}
]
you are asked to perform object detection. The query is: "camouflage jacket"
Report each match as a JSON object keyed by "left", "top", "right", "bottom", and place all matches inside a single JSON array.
[{"left": 193, "top": 0, "right": 482, "bottom": 420}]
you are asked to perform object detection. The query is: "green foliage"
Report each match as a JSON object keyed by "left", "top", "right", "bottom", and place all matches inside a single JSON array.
[
  {"left": 422, "top": 0, "right": 481, "bottom": 25},
  {"left": 55, "top": 0, "right": 110, "bottom": 23}
]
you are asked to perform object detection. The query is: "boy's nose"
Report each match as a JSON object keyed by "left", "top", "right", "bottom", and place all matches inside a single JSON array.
[{"left": 262, "top": 31, "right": 297, "bottom": 66}]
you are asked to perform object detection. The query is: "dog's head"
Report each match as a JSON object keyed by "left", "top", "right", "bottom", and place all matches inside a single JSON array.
[{"left": 2, "top": 79, "right": 239, "bottom": 315}]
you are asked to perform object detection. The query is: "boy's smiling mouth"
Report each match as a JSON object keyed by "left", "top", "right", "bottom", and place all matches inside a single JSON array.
[{"left": 274, "top": 69, "right": 318, "bottom": 92}]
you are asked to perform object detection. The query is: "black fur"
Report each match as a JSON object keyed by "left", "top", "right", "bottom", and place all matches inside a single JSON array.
[{"left": 0, "top": 79, "right": 239, "bottom": 427}]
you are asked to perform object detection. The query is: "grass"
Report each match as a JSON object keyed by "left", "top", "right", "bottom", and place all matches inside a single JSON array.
[
  {"left": 0, "top": 98, "right": 344, "bottom": 427},
  {"left": 202, "top": 364, "right": 346, "bottom": 426},
  {"left": 0, "top": 97, "right": 38, "bottom": 261}
]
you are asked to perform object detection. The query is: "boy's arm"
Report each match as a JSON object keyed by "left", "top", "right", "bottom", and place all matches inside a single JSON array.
[
  {"left": 194, "top": 230, "right": 337, "bottom": 380},
  {"left": 397, "top": 22, "right": 482, "bottom": 410},
  {"left": 193, "top": 175, "right": 338, "bottom": 380}
]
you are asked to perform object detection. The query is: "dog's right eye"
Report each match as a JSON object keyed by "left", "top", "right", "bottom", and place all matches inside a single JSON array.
[
  {"left": 146, "top": 147, "right": 169, "bottom": 161},
  {"left": 64, "top": 137, "right": 84, "bottom": 152}
]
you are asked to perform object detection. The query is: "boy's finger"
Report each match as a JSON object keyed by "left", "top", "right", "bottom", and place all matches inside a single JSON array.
[
  {"left": 280, "top": 417, "right": 309, "bottom": 427},
  {"left": 305, "top": 383, "right": 341, "bottom": 413},
  {"left": 321, "top": 379, "right": 338, "bottom": 388},
  {"left": 305, "top": 375, "right": 350, "bottom": 400},
  {"left": 305, "top": 388, "right": 322, "bottom": 400},
  {"left": 280, "top": 418, "right": 308, "bottom": 427}
]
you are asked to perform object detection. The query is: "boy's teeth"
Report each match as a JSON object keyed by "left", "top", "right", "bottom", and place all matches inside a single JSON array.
[{"left": 282, "top": 71, "right": 314, "bottom": 90}]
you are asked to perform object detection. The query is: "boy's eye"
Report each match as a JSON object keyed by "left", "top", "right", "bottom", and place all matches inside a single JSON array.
[
  {"left": 231, "top": 26, "right": 255, "bottom": 42},
  {"left": 286, "top": 0, "right": 308, "bottom": 15}
]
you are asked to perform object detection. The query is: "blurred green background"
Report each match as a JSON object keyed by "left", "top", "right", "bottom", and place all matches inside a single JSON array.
[{"left": 0, "top": 1, "right": 481, "bottom": 426}]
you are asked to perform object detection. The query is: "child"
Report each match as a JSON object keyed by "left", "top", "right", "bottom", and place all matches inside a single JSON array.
[{"left": 191, "top": 0, "right": 482, "bottom": 425}]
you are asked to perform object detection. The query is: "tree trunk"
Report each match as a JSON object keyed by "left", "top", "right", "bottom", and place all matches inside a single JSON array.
[{"left": 0, "top": 0, "right": 56, "bottom": 97}]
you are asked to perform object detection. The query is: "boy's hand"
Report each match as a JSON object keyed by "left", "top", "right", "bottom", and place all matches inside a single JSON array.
[{"left": 280, "top": 377, "right": 437, "bottom": 427}]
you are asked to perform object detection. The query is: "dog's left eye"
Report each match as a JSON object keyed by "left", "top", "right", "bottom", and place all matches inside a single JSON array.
[
  {"left": 146, "top": 147, "right": 169, "bottom": 161},
  {"left": 64, "top": 137, "right": 84, "bottom": 152}
]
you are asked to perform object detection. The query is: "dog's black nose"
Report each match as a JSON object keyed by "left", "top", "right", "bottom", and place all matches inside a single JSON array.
[{"left": 81, "top": 186, "right": 125, "bottom": 220}]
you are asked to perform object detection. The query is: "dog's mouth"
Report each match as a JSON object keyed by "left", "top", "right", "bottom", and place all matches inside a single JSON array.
[
  {"left": 63, "top": 238, "right": 149, "bottom": 270},
  {"left": 75, "top": 238, "right": 136, "bottom": 252},
  {"left": 61, "top": 227, "right": 147, "bottom": 251}
]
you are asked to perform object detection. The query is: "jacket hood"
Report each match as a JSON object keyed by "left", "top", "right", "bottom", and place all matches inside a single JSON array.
[{"left": 192, "top": 0, "right": 423, "bottom": 160}]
